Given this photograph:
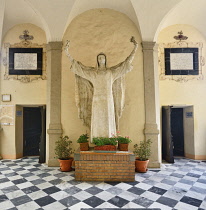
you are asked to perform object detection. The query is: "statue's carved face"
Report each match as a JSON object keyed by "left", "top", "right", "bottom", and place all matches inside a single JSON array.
[{"left": 97, "top": 54, "right": 106, "bottom": 66}]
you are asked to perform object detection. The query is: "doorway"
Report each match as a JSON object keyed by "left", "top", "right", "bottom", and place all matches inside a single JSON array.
[
  {"left": 162, "top": 105, "right": 194, "bottom": 163},
  {"left": 23, "top": 106, "right": 46, "bottom": 162},
  {"left": 171, "top": 108, "right": 184, "bottom": 156}
]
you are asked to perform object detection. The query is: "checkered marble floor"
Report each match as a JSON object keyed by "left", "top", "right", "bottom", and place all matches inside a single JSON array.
[{"left": 0, "top": 157, "right": 206, "bottom": 210}]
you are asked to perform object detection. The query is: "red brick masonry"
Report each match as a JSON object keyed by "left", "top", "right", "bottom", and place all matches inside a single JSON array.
[{"left": 74, "top": 150, "right": 135, "bottom": 182}]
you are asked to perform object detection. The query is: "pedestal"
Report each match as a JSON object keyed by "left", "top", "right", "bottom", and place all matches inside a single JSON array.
[{"left": 74, "top": 150, "right": 135, "bottom": 182}]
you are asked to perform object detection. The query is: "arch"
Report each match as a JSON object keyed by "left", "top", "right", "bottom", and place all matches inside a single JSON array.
[
  {"left": 61, "top": 8, "right": 144, "bottom": 154},
  {"left": 131, "top": 0, "right": 182, "bottom": 42},
  {"left": 154, "top": 0, "right": 206, "bottom": 41},
  {"left": 2, "top": 0, "right": 49, "bottom": 42},
  {"left": 2, "top": 23, "right": 46, "bottom": 44},
  {"left": 63, "top": 0, "right": 141, "bottom": 39}
]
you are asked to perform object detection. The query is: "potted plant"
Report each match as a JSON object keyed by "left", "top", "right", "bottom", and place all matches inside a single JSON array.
[
  {"left": 112, "top": 132, "right": 132, "bottom": 151},
  {"left": 55, "top": 135, "right": 73, "bottom": 172},
  {"left": 77, "top": 133, "right": 89, "bottom": 151},
  {"left": 133, "top": 139, "right": 152, "bottom": 173},
  {"left": 93, "top": 137, "right": 117, "bottom": 151}
]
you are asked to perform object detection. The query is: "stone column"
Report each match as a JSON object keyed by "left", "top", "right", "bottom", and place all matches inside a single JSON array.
[
  {"left": 142, "top": 42, "right": 161, "bottom": 168},
  {"left": 46, "top": 42, "right": 63, "bottom": 166}
]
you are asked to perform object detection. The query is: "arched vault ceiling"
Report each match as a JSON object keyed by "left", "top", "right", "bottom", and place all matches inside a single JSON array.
[
  {"left": 157, "top": 0, "right": 206, "bottom": 39},
  {"left": 2, "top": 0, "right": 206, "bottom": 43},
  {"left": 26, "top": 0, "right": 75, "bottom": 41},
  {"left": 65, "top": 0, "right": 140, "bottom": 36},
  {"left": 131, "top": 0, "right": 182, "bottom": 41},
  {"left": 2, "top": 0, "right": 46, "bottom": 40},
  {"left": 2, "top": 0, "right": 75, "bottom": 42}
]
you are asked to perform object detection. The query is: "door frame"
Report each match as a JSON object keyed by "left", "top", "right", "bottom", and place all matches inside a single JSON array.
[
  {"left": 162, "top": 105, "right": 194, "bottom": 162},
  {"left": 15, "top": 105, "right": 46, "bottom": 161}
]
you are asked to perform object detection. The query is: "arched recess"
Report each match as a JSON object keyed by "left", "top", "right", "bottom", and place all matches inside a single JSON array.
[
  {"left": 0, "top": 23, "right": 47, "bottom": 159},
  {"left": 61, "top": 8, "right": 145, "bottom": 153},
  {"left": 158, "top": 24, "right": 206, "bottom": 160}
]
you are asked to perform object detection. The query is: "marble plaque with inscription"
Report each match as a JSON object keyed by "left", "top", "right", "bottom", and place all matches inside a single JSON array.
[
  {"left": 14, "top": 53, "right": 37, "bottom": 70},
  {"left": 170, "top": 53, "right": 193, "bottom": 70}
]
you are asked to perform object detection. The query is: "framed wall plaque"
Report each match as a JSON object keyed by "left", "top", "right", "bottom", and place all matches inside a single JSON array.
[
  {"left": 159, "top": 42, "right": 204, "bottom": 82},
  {"left": 164, "top": 48, "right": 198, "bottom": 75},
  {"left": 9, "top": 48, "right": 43, "bottom": 75},
  {"left": 3, "top": 41, "right": 46, "bottom": 83}
]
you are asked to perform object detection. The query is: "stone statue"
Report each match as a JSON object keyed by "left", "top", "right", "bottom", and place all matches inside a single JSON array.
[{"left": 65, "top": 37, "right": 138, "bottom": 141}]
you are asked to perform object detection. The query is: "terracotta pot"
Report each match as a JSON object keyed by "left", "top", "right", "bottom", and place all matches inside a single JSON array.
[
  {"left": 135, "top": 158, "right": 149, "bottom": 173},
  {"left": 119, "top": 143, "right": 129, "bottom": 151},
  {"left": 58, "top": 158, "right": 73, "bottom": 172},
  {"left": 94, "top": 145, "right": 116, "bottom": 151},
  {"left": 79, "top": 142, "right": 89, "bottom": 151}
]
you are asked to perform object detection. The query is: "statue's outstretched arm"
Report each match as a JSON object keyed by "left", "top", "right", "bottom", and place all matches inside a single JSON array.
[
  {"left": 127, "top": 36, "right": 138, "bottom": 63},
  {"left": 64, "top": 40, "right": 73, "bottom": 62}
]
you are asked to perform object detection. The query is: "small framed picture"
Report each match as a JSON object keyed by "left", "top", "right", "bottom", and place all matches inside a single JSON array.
[{"left": 2, "top": 94, "right": 11, "bottom": 102}]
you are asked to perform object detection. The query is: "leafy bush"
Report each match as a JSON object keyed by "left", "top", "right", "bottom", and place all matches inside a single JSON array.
[
  {"left": 93, "top": 137, "right": 118, "bottom": 146},
  {"left": 111, "top": 131, "right": 132, "bottom": 144},
  {"left": 77, "top": 133, "right": 89, "bottom": 143},
  {"left": 133, "top": 139, "right": 152, "bottom": 161},
  {"left": 115, "top": 136, "right": 132, "bottom": 144},
  {"left": 55, "top": 135, "right": 73, "bottom": 160}
]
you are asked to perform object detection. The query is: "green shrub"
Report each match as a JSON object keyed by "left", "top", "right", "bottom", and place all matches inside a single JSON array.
[
  {"left": 133, "top": 139, "right": 152, "bottom": 161},
  {"left": 55, "top": 135, "right": 73, "bottom": 160},
  {"left": 115, "top": 136, "right": 132, "bottom": 144},
  {"left": 93, "top": 137, "right": 118, "bottom": 146},
  {"left": 77, "top": 133, "right": 89, "bottom": 143},
  {"left": 111, "top": 132, "right": 132, "bottom": 144}
]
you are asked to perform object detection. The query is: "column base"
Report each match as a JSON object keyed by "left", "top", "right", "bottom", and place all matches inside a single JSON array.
[
  {"left": 48, "top": 158, "right": 59, "bottom": 167},
  {"left": 148, "top": 161, "right": 161, "bottom": 168}
]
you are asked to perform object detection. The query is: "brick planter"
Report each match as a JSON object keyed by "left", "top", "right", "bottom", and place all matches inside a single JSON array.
[{"left": 74, "top": 150, "right": 135, "bottom": 182}]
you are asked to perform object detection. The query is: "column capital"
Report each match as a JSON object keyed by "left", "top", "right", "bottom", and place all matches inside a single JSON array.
[
  {"left": 47, "top": 41, "right": 63, "bottom": 51},
  {"left": 144, "top": 123, "right": 159, "bottom": 135},
  {"left": 142, "top": 41, "right": 158, "bottom": 51}
]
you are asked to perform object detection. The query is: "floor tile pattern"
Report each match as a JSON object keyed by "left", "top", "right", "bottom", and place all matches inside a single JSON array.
[{"left": 0, "top": 157, "right": 206, "bottom": 210}]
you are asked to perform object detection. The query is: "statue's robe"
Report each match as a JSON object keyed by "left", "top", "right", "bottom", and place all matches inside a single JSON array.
[{"left": 70, "top": 55, "right": 134, "bottom": 141}]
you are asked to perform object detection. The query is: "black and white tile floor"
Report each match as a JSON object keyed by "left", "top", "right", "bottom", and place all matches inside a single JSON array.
[{"left": 0, "top": 157, "right": 206, "bottom": 210}]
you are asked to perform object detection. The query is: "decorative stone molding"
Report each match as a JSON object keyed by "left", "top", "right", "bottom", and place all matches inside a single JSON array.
[
  {"left": 159, "top": 41, "right": 204, "bottom": 82},
  {"left": 3, "top": 41, "right": 47, "bottom": 83}
]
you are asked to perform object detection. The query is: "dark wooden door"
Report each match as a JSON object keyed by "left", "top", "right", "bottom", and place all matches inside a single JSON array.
[
  {"left": 162, "top": 106, "right": 174, "bottom": 163},
  {"left": 23, "top": 107, "right": 42, "bottom": 156},
  {"left": 171, "top": 108, "right": 184, "bottom": 156}
]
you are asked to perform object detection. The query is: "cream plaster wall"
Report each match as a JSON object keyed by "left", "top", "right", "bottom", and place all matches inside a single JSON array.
[
  {"left": 0, "top": 23, "right": 47, "bottom": 158},
  {"left": 62, "top": 9, "right": 145, "bottom": 152},
  {"left": 158, "top": 24, "right": 206, "bottom": 159}
]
